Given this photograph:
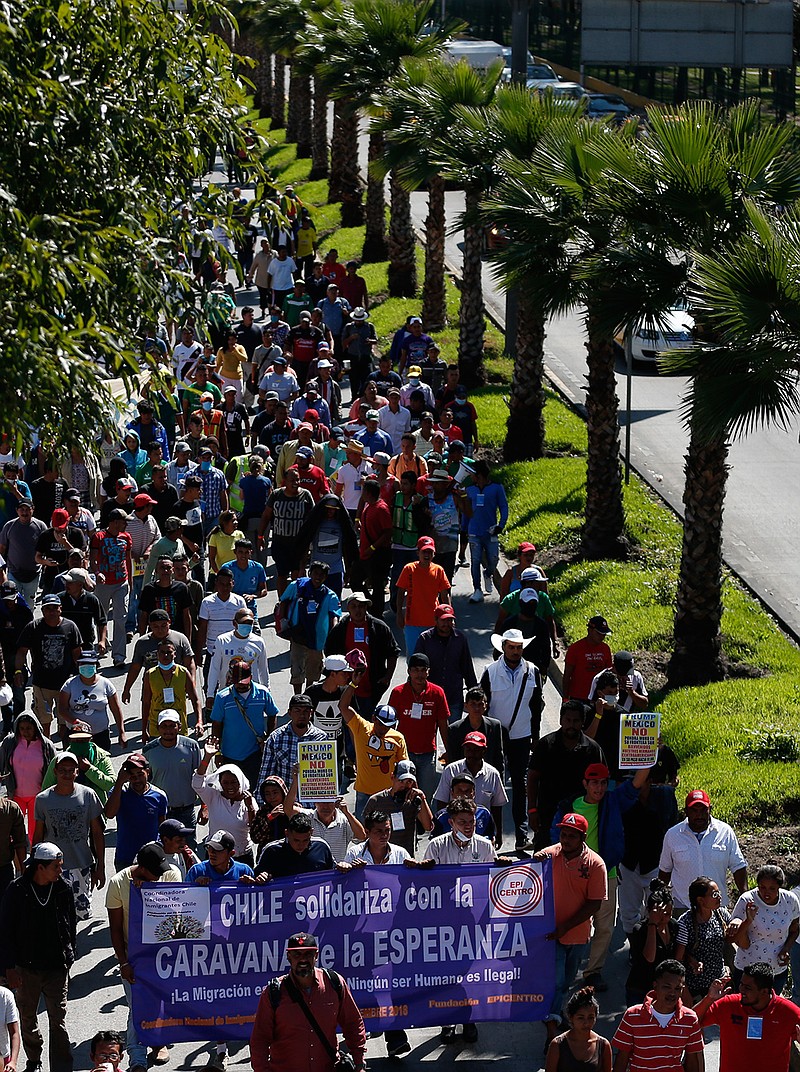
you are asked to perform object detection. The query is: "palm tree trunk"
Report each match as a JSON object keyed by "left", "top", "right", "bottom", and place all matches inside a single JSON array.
[
  {"left": 310, "top": 78, "right": 329, "bottom": 179},
  {"left": 362, "top": 130, "right": 388, "bottom": 262},
  {"left": 296, "top": 72, "right": 312, "bottom": 159},
  {"left": 271, "top": 56, "right": 286, "bottom": 130},
  {"left": 329, "top": 102, "right": 363, "bottom": 226},
  {"left": 503, "top": 291, "right": 546, "bottom": 461},
  {"left": 422, "top": 174, "right": 447, "bottom": 331},
  {"left": 581, "top": 303, "right": 626, "bottom": 558},
  {"left": 286, "top": 62, "right": 300, "bottom": 144},
  {"left": 239, "top": 34, "right": 271, "bottom": 118},
  {"left": 458, "top": 186, "right": 486, "bottom": 387},
  {"left": 387, "top": 172, "right": 417, "bottom": 297},
  {"left": 667, "top": 429, "right": 729, "bottom": 687}
]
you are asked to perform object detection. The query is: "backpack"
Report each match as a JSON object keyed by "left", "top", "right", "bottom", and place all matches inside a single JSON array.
[{"left": 268, "top": 967, "right": 344, "bottom": 1010}]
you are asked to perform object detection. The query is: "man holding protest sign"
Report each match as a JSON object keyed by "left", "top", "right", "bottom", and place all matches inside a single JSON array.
[{"left": 250, "top": 932, "right": 366, "bottom": 1072}]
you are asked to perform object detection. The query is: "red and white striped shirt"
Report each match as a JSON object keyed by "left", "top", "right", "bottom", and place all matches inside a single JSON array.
[{"left": 612, "top": 995, "right": 704, "bottom": 1071}]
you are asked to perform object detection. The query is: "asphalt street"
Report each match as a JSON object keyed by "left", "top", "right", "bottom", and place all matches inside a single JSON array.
[
  {"left": 23, "top": 155, "right": 728, "bottom": 1072},
  {"left": 407, "top": 188, "right": 800, "bottom": 641}
]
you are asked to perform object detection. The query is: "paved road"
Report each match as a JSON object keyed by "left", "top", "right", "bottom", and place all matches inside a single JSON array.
[
  {"left": 408, "top": 188, "right": 800, "bottom": 639},
  {"left": 36, "top": 157, "right": 725, "bottom": 1072}
]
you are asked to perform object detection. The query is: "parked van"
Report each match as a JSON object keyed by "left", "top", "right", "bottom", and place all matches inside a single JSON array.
[{"left": 442, "top": 39, "right": 505, "bottom": 72}]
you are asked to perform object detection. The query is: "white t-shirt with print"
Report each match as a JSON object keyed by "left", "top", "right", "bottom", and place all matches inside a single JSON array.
[
  {"left": 731, "top": 888, "right": 800, "bottom": 971},
  {"left": 0, "top": 986, "right": 18, "bottom": 1058}
]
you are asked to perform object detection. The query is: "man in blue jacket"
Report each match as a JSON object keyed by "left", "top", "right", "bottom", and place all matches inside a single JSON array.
[{"left": 551, "top": 762, "right": 648, "bottom": 992}]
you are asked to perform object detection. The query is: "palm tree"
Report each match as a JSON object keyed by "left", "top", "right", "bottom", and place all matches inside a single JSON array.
[
  {"left": 377, "top": 58, "right": 501, "bottom": 356},
  {"left": 310, "top": 74, "right": 329, "bottom": 179},
  {"left": 311, "top": 0, "right": 452, "bottom": 262},
  {"left": 252, "top": 0, "right": 312, "bottom": 153},
  {"left": 466, "top": 88, "right": 582, "bottom": 460},
  {"left": 596, "top": 101, "right": 800, "bottom": 683},
  {"left": 487, "top": 119, "right": 639, "bottom": 555},
  {"left": 663, "top": 212, "right": 800, "bottom": 684}
]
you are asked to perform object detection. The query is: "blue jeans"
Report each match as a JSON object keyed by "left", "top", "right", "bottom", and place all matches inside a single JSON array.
[
  {"left": 355, "top": 791, "right": 371, "bottom": 820},
  {"left": 403, "top": 625, "right": 425, "bottom": 657},
  {"left": 408, "top": 751, "right": 438, "bottom": 802},
  {"left": 122, "top": 978, "right": 148, "bottom": 1069},
  {"left": 791, "top": 943, "right": 800, "bottom": 1005},
  {"left": 126, "top": 573, "right": 144, "bottom": 632},
  {"left": 547, "top": 940, "right": 589, "bottom": 1023},
  {"left": 468, "top": 533, "right": 499, "bottom": 591},
  {"left": 8, "top": 571, "right": 40, "bottom": 608}
]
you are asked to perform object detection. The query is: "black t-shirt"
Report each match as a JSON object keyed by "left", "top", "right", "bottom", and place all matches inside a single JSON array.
[
  {"left": 99, "top": 498, "right": 135, "bottom": 526},
  {"left": 305, "top": 276, "right": 329, "bottom": 305},
  {"left": 59, "top": 591, "right": 106, "bottom": 647},
  {"left": 30, "top": 477, "right": 68, "bottom": 523},
  {"left": 368, "top": 370, "right": 402, "bottom": 395},
  {"left": 235, "top": 323, "right": 263, "bottom": 360},
  {"left": 36, "top": 526, "right": 87, "bottom": 592},
  {"left": 503, "top": 613, "right": 551, "bottom": 675},
  {"left": 140, "top": 482, "right": 179, "bottom": 531},
  {"left": 305, "top": 683, "right": 347, "bottom": 749},
  {"left": 528, "top": 730, "right": 606, "bottom": 830},
  {"left": 0, "top": 599, "right": 34, "bottom": 663},
  {"left": 172, "top": 498, "right": 205, "bottom": 549},
  {"left": 266, "top": 488, "right": 314, "bottom": 542},
  {"left": 626, "top": 920, "right": 679, "bottom": 995},
  {"left": 138, "top": 581, "right": 193, "bottom": 626},
  {"left": 257, "top": 420, "right": 294, "bottom": 456},
  {"left": 19, "top": 618, "right": 82, "bottom": 690},
  {"left": 221, "top": 405, "right": 249, "bottom": 455}
]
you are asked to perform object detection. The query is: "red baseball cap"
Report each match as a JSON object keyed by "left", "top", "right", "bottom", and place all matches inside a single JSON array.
[
  {"left": 434, "top": 605, "right": 455, "bottom": 621},
  {"left": 134, "top": 493, "right": 157, "bottom": 508},
  {"left": 518, "top": 542, "right": 536, "bottom": 553},
  {"left": 51, "top": 508, "right": 69, "bottom": 529},
  {"left": 685, "top": 789, "right": 711, "bottom": 809},
  {"left": 584, "top": 763, "right": 610, "bottom": 781},
  {"left": 417, "top": 536, "right": 435, "bottom": 551},
  {"left": 463, "top": 731, "right": 487, "bottom": 748},
  {"left": 558, "top": 812, "right": 589, "bottom": 834}
]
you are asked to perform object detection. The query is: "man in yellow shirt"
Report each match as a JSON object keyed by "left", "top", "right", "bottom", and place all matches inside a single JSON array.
[{"left": 339, "top": 676, "right": 408, "bottom": 819}]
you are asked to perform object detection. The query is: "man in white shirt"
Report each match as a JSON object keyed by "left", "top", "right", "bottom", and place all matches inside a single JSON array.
[
  {"left": 267, "top": 247, "right": 297, "bottom": 307},
  {"left": 196, "top": 568, "right": 247, "bottom": 688},
  {"left": 433, "top": 733, "right": 508, "bottom": 829},
  {"left": 422, "top": 798, "right": 513, "bottom": 1045},
  {"left": 658, "top": 788, "right": 748, "bottom": 911},
  {"left": 334, "top": 442, "right": 369, "bottom": 516},
  {"left": 480, "top": 629, "right": 542, "bottom": 850},
  {"left": 205, "top": 608, "right": 269, "bottom": 709},
  {"left": 378, "top": 389, "right": 412, "bottom": 453}
]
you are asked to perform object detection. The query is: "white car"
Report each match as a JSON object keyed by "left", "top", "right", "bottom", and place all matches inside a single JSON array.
[
  {"left": 530, "top": 80, "right": 586, "bottom": 100},
  {"left": 627, "top": 301, "right": 695, "bottom": 366},
  {"left": 500, "top": 48, "right": 559, "bottom": 85}
]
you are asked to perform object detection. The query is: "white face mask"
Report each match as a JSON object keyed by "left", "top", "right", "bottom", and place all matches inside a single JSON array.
[
  {"left": 603, "top": 693, "right": 619, "bottom": 706},
  {"left": 453, "top": 828, "right": 471, "bottom": 844}
]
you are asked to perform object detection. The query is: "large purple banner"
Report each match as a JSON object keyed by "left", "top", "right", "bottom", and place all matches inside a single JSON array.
[{"left": 129, "top": 862, "right": 555, "bottom": 1044}]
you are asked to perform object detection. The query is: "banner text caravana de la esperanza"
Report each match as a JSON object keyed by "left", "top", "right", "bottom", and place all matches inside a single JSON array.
[{"left": 129, "top": 862, "right": 555, "bottom": 1042}]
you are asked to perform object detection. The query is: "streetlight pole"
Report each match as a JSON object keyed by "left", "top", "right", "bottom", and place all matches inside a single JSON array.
[{"left": 504, "top": 0, "right": 531, "bottom": 359}]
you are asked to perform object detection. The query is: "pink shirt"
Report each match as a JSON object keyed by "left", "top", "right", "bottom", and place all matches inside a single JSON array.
[{"left": 12, "top": 739, "right": 44, "bottom": 797}]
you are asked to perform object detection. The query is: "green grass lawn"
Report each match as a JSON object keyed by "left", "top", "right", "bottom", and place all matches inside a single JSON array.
[{"left": 257, "top": 116, "right": 800, "bottom": 830}]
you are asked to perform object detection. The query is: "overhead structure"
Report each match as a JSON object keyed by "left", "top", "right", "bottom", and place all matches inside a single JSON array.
[{"left": 581, "top": 0, "right": 793, "bottom": 68}]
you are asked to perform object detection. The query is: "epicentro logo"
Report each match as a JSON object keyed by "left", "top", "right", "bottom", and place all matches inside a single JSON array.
[{"left": 488, "top": 865, "right": 544, "bottom": 917}]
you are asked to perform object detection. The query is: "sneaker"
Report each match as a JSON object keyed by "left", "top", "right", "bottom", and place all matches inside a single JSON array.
[
  {"left": 469, "top": 589, "right": 484, "bottom": 603},
  {"left": 209, "top": 1052, "right": 228, "bottom": 1071},
  {"left": 583, "top": 971, "right": 608, "bottom": 992},
  {"left": 387, "top": 1041, "right": 412, "bottom": 1058},
  {"left": 150, "top": 1047, "right": 169, "bottom": 1065},
  {"left": 440, "top": 1026, "right": 457, "bottom": 1042},
  {"left": 483, "top": 570, "right": 493, "bottom": 593},
  {"left": 462, "top": 1023, "right": 478, "bottom": 1043}
]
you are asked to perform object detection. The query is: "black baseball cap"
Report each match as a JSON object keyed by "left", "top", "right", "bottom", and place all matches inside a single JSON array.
[{"left": 136, "top": 842, "right": 172, "bottom": 877}]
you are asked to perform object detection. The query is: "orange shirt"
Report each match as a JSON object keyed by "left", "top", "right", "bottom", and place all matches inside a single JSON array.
[
  {"left": 396, "top": 561, "right": 450, "bottom": 627},
  {"left": 388, "top": 452, "right": 428, "bottom": 479},
  {"left": 538, "top": 843, "right": 607, "bottom": 944},
  {"left": 564, "top": 637, "right": 612, "bottom": 700}
]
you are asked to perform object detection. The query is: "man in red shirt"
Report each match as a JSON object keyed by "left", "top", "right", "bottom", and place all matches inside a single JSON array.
[
  {"left": 90, "top": 509, "right": 133, "bottom": 667},
  {"left": 695, "top": 962, "right": 800, "bottom": 1072},
  {"left": 355, "top": 478, "right": 392, "bottom": 616},
  {"left": 612, "top": 959, "right": 704, "bottom": 1072},
  {"left": 396, "top": 536, "right": 450, "bottom": 655},
  {"left": 562, "top": 615, "right": 613, "bottom": 702},
  {"left": 339, "top": 260, "right": 368, "bottom": 310},
  {"left": 389, "top": 652, "right": 449, "bottom": 801},
  {"left": 289, "top": 447, "right": 329, "bottom": 503},
  {"left": 250, "top": 932, "right": 366, "bottom": 1072}
]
